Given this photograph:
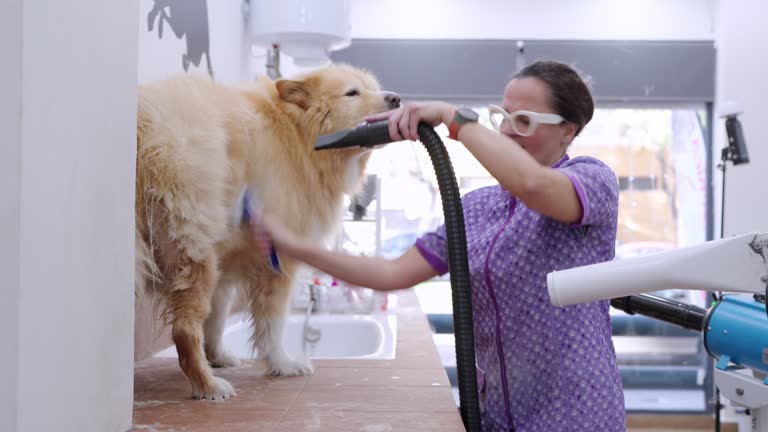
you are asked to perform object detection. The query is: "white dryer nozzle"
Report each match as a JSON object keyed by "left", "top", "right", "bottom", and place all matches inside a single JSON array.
[{"left": 548, "top": 233, "right": 768, "bottom": 307}]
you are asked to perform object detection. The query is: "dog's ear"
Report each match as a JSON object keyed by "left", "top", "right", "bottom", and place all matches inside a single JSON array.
[{"left": 276, "top": 79, "right": 310, "bottom": 110}]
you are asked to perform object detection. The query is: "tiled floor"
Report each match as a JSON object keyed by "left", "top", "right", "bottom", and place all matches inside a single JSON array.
[
  {"left": 132, "top": 358, "right": 464, "bottom": 431},
  {"left": 132, "top": 358, "right": 298, "bottom": 431},
  {"left": 132, "top": 291, "right": 466, "bottom": 431}
]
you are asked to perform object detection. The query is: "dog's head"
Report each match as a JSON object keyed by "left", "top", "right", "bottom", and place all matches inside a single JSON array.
[{"left": 275, "top": 64, "right": 400, "bottom": 138}]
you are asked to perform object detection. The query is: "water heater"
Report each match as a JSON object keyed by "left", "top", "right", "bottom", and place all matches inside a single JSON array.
[{"left": 248, "top": 0, "right": 351, "bottom": 67}]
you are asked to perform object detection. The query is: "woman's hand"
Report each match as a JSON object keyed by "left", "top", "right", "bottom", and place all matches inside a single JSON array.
[
  {"left": 366, "top": 101, "right": 456, "bottom": 141},
  {"left": 250, "top": 213, "right": 301, "bottom": 257}
]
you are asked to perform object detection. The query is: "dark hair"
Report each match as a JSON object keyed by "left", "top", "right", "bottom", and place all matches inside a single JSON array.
[{"left": 513, "top": 61, "right": 594, "bottom": 136}]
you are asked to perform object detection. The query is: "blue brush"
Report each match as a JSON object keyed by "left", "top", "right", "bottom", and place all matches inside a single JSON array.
[{"left": 237, "top": 187, "right": 281, "bottom": 273}]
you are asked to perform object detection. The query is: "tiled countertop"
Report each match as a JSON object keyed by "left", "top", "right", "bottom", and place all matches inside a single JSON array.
[{"left": 132, "top": 290, "right": 466, "bottom": 431}]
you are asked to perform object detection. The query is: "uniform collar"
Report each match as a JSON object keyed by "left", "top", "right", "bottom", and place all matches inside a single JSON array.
[{"left": 551, "top": 153, "right": 569, "bottom": 168}]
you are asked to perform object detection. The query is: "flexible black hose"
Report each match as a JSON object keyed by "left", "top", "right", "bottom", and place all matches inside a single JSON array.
[
  {"left": 611, "top": 294, "right": 706, "bottom": 333},
  {"left": 314, "top": 120, "right": 482, "bottom": 430},
  {"left": 417, "top": 122, "right": 482, "bottom": 432}
]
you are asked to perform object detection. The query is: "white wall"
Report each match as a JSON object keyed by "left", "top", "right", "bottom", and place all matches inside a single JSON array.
[
  {"left": 247, "top": 0, "right": 716, "bottom": 80},
  {"left": 0, "top": 0, "right": 22, "bottom": 430},
  {"left": 349, "top": 0, "right": 715, "bottom": 40},
  {"left": 1, "top": 0, "right": 138, "bottom": 431},
  {"left": 714, "top": 0, "right": 768, "bottom": 237},
  {"left": 138, "top": 0, "right": 244, "bottom": 85}
]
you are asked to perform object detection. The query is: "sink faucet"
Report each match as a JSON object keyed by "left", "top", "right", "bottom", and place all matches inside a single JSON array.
[
  {"left": 303, "top": 287, "right": 322, "bottom": 356},
  {"left": 301, "top": 300, "right": 323, "bottom": 357},
  {"left": 309, "top": 280, "right": 326, "bottom": 313}
]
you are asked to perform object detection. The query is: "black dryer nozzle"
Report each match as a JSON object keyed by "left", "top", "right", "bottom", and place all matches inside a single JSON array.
[{"left": 314, "top": 120, "right": 394, "bottom": 151}]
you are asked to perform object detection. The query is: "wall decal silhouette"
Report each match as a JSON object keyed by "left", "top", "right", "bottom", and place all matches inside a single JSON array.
[{"left": 147, "top": 0, "right": 214, "bottom": 78}]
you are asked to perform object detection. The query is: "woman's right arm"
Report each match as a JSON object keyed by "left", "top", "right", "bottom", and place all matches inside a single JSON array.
[
  {"left": 289, "top": 244, "right": 438, "bottom": 292},
  {"left": 253, "top": 214, "right": 438, "bottom": 291}
]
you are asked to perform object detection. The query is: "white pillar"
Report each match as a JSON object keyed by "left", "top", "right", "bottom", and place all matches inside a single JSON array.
[
  {"left": 0, "top": 0, "right": 138, "bottom": 431},
  {"left": 0, "top": 1, "right": 23, "bottom": 430},
  {"left": 715, "top": 0, "right": 768, "bottom": 236}
]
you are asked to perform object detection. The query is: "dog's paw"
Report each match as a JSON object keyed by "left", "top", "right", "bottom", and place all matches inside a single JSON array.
[
  {"left": 208, "top": 349, "right": 241, "bottom": 368},
  {"left": 192, "top": 376, "right": 237, "bottom": 401},
  {"left": 266, "top": 358, "right": 315, "bottom": 377}
]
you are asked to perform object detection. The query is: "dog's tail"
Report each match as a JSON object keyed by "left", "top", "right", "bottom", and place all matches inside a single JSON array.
[{"left": 135, "top": 228, "right": 162, "bottom": 301}]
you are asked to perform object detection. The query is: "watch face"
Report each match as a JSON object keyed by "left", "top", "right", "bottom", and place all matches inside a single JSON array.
[{"left": 457, "top": 107, "right": 480, "bottom": 122}]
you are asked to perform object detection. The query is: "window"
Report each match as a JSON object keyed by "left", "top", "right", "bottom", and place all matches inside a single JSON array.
[{"left": 572, "top": 106, "right": 711, "bottom": 412}]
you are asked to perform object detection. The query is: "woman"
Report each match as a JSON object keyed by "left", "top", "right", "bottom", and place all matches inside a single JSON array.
[{"left": 252, "top": 61, "right": 625, "bottom": 431}]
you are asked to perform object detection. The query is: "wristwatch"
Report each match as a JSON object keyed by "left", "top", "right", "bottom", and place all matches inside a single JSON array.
[{"left": 448, "top": 107, "right": 480, "bottom": 140}]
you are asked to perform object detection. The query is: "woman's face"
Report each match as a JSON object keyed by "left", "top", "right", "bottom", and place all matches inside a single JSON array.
[{"left": 499, "top": 77, "right": 577, "bottom": 166}]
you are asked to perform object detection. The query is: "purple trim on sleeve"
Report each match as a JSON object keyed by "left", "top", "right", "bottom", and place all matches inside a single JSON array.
[
  {"left": 415, "top": 238, "right": 449, "bottom": 275},
  {"left": 562, "top": 171, "right": 590, "bottom": 226}
]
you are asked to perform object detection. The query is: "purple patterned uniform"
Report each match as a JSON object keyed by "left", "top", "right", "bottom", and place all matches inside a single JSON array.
[{"left": 416, "top": 154, "right": 625, "bottom": 431}]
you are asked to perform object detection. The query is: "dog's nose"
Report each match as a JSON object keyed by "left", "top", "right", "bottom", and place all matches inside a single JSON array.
[{"left": 383, "top": 92, "right": 401, "bottom": 109}]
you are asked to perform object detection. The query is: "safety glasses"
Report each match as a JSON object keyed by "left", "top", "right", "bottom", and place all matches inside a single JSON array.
[{"left": 488, "top": 104, "right": 564, "bottom": 137}]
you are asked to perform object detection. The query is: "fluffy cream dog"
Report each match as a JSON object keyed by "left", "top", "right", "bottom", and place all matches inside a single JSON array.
[{"left": 135, "top": 64, "right": 400, "bottom": 399}]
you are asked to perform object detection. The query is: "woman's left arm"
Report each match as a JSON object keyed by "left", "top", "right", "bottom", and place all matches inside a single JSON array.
[{"left": 457, "top": 122, "right": 583, "bottom": 224}]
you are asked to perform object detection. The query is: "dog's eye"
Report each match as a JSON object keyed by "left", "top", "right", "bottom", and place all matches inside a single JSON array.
[{"left": 345, "top": 89, "right": 360, "bottom": 97}]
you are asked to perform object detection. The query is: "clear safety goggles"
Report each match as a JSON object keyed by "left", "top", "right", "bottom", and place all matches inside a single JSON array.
[{"left": 488, "top": 104, "right": 564, "bottom": 137}]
